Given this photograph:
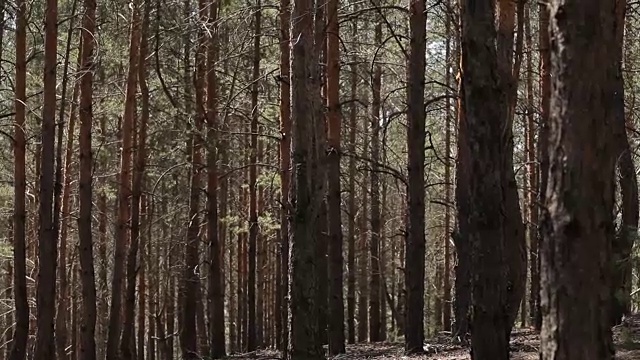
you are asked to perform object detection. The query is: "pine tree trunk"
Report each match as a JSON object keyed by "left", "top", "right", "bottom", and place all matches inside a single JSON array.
[
  {"left": 8, "top": 0, "right": 29, "bottom": 356},
  {"left": 405, "top": 0, "right": 427, "bottom": 353},
  {"left": 540, "top": 0, "right": 617, "bottom": 357},
  {"left": 35, "top": 0, "right": 59, "bottom": 355},
  {"left": 346, "top": 57, "right": 357, "bottom": 346}
]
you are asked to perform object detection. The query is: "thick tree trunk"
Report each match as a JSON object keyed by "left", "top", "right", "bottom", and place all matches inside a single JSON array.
[
  {"left": 287, "top": 0, "right": 325, "bottom": 357},
  {"left": 540, "top": 0, "right": 617, "bottom": 357},
  {"left": 405, "top": 0, "right": 427, "bottom": 354},
  {"left": 460, "top": 0, "right": 517, "bottom": 357}
]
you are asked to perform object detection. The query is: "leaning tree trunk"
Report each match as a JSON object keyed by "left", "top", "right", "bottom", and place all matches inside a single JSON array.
[{"left": 540, "top": 0, "right": 617, "bottom": 357}]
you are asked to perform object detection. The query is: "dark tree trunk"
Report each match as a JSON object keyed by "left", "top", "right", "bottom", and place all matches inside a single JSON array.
[
  {"left": 460, "top": 0, "right": 518, "bottom": 357},
  {"left": 405, "top": 0, "right": 427, "bottom": 354},
  {"left": 8, "top": 0, "right": 29, "bottom": 357},
  {"left": 540, "top": 0, "right": 617, "bottom": 357},
  {"left": 35, "top": 0, "right": 59, "bottom": 355},
  {"left": 287, "top": 0, "right": 325, "bottom": 357}
]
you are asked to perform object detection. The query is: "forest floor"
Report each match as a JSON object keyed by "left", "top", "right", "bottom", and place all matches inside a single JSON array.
[{"left": 229, "top": 314, "right": 640, "bottom": 359}]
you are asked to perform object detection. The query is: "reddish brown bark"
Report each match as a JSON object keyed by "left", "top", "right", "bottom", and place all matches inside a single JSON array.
[{"left": 8, "top": 0, "right": 29, "bottom": 357}]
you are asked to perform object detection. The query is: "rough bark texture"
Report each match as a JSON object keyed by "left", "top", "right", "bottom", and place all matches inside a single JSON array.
[
  {"left": 346, "top": 58, "right": 357, "bottom": 346},
  {"left": 460, "top": 0, "right": 518, "bottom": 357},
  {"left": 540, "top": 0, "right": 617, "bottom": 358},
  {"left": 405, "top": 0, "right": 427, "bottom": 354},
  {"left": 610, "top": 0, "right": 638, "bottom": 326},
  {"left": 287, "top": 0, "right": 325, "bottom": 357}
]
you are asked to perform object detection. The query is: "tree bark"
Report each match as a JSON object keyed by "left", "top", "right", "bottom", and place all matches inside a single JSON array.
[
  {"left": 326, "top": 0, "right": 345, "bottom": 351},
  {"left": 8, "top": 0, "right": 29, "bottom": 357},
  {"left": 540, "top": 0, "right": 617, "bottom": 357},
  {"left": 77, "top": 0, "right": 98, "bottom": 357},
  {"left": 287, "top": 0, "right": 325, "bottom": 357},
  {"left": 405, "top": 0, "right": 427, "bottom": 354},
  {"left": 460, "top": 0, "right": 518, "bottom": 357},
  {"left": 35, "top": 0, "right": 59, "bottom": 355},
  {"left": 106, "top": 1, "right": 141, "bottom": 358}
]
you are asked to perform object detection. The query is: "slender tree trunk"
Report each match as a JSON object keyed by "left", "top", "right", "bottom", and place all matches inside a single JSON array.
[
  {"left": 8, "top": 0, "right": 29, "bottom": 357},
  {"left": 247, "top": 1, "right": 261, "bottom": 350},
  {"left": 35, "top": 0, "right": 59, "bottom": 354},
  {"left": 54, "top": 4, "right": 78, "bottom": 357},
  {"left": 610, "top": 0, "right": 639, "bottom": 326},
  {"left": 442, "top": 0, "right": 452, "bottom": 332},
  {"left": 369, "top": 16, "right": 382, "bottom": 343},
  {"left": 106, "top": 1, "right": 141, "bottom": 358},
  {"left": 405, "top": 0, "right": 427, "bottom": 354},
  {"left": 534, "top": 0, "right": 549, "bottom": 332},
  {"left": 346, "top": 56, "right": 357, "bottom": 346},
  {"left": 206, "top": 0, "right": 226, "bottom": 356},
  {"left": 540, "top": 0, "right": 617, "bottom": 357},
  {"left": 357, "top": 108, "right": 369, "bottom": 344},
  {"left": 77, "top": 0, "right": 97, "bottom": 357},
  {"left": 325, "top": 0, "right": 345, "bottom": 350}
]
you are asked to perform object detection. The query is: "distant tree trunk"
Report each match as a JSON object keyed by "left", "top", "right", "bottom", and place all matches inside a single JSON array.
[
  {"left": 460, "top": 0, "right": 517, "bottom": 356},
  {"left": 247, "top": 1, "right": 261, "bottom": 350},
  {"left": 121, "top": 0, "right": 149, "bottom": 357},
  {"left": 369, "top": 15, "right": 382, "bottom": 343},
  {"left": 8, "top": 0, "right": 29, "bottom": 357},
  {"left": 287, "top": 0, "right": 325, "bottom": 357},
  {"left": 106, "top": 1, "right": 141, "bottom": 358},
  {"left": 207, "top": 0, "right": 226, "bottom": 357},
  {"left": 540, "top": 0, "right": 617, "bottom": 358},
  {"left": 610, "top": 0, "right": 638, "bottom": 326},
  {"left": 533, "top": 0, "right": 549, "bottom": 332},
  {"left": 55, "top": 5, "right": 78, "bottom": 357},
  {"left": 77, "top": 0, "right": 98, "bottom": 357},
  {"left": 181, "top": 0, "right": 206, "bottom": 356},
  {"left": 346, "top": 53, "right": 357, "bottom": 346},
  {"left": 524, "top": 3, "right": 538, "bottom": 332},
  {"left": 277, "top": 0, "right": 291, "bottom": 351},
  {"left": 34, "top": 0, "right": 59, "bottom": 355},
  {"left": 405, "top": 0, "right": 427, "bottom": 354},
  {"left": 357, "top": 107, "right": 369, "bottom": 344},
  {"left": 325, "top": 0, "right": 345, "bottom": 351},
  {"left": 442, "top": 2, "right": 452, "bottom": 332}
]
